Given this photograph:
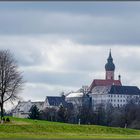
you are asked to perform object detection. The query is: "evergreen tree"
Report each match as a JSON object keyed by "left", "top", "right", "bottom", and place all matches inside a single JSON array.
[{"left": 28, "top": 105, "right": 40, "bottom": 120}]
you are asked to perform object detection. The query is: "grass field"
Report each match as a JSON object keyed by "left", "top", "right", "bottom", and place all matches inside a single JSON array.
[{"left": 0, "top": 117, "right": 140, "bottom": 139}]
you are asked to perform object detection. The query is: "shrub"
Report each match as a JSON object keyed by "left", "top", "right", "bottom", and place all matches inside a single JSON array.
[{"left": 6, "top": 117, "right": 10, "bottom": 122}]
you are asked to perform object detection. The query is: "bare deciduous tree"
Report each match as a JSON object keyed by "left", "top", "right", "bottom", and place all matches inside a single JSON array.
[{"left": 0, "top": 50, "right": 24, "bottom": 120}]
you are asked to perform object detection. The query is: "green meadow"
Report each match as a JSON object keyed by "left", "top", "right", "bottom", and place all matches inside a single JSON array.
[{"left": 0, "top": 117, "right": 140, "bottom": 139}]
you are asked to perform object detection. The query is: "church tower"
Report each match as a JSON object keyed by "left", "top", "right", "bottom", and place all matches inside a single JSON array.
[{"left": 105, "top": 50, "right": 115, "bottom": 80}]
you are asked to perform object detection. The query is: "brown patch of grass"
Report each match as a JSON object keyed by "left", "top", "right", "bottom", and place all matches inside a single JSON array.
[{"left": 5, "top": 120, "right": 31, "bottom": 125}]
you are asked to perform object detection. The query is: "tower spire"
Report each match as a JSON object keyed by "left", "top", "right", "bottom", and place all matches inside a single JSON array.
[
  {"left": 105, "top": 50, "right": 115, "bottom": 80},
  {"left": 108, "top": 49, "right": 113, "bottom": 61},
  {"left": 109, "top": 48, "right": 111, "bottom": 57}
]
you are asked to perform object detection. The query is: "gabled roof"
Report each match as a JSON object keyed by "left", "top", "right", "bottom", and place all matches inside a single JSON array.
[
  {"left": 91, "top": 86, "right": 111, "bottom": 94},
  {"left": 109, "top": 85, "right": 140, "bottom": 95},
  {"left": 46, "top": 96, "right": 66, "bottom": 106},
  {"left": 13, "top": 101, "right": 32, "bottom": 113},
  {"left": 13, "top": 101, "right": 44, "bottom": 113},
  {"left": 66, "top": 92, "right": 84, "bottom": 98},
  {"left": 89, "top": 79, "right": 122, "bottom": 92},
  {"left": 91, "top": 85, "right": 140, "bottom": 95}
]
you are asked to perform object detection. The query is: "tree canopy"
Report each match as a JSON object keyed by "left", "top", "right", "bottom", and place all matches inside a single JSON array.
[{"left": 0, "top": 50, "right": 24, "bottom": 120}]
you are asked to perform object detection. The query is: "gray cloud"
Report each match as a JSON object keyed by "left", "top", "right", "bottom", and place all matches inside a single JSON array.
[
  {"left": 0, "top": 5, "right": 140, "bottom": 45},
  {"left": 0, "top": 3, "right": 140, "bottom": 104},
  {"left": 23, "top": 70, "right": 90, "bottom": 87}
]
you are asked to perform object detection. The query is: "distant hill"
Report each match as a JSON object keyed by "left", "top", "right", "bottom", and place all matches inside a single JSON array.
[{"left": 0, "top": 117, "right": 140, "bottom": 139}]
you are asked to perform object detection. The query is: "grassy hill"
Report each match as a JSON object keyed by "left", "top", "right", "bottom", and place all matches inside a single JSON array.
[{"left": 0, "top": 117, "right": 140, "bottom": 139}]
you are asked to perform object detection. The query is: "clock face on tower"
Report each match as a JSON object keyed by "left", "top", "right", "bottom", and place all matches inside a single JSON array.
[{"left": 106, "top": 71, "right": 114, "bottom": 80}]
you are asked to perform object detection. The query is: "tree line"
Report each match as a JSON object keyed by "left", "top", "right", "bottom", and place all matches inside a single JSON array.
[{"left": 29, "top": 97, "right": 140, "bottom": 129}]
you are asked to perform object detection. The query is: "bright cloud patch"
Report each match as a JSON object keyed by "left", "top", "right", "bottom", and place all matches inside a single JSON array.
[
  {"left": 0, "top": 35, "right": 139, "bottom": 104},
  {"left": 0, "top": 3, "right": 140, "bottom": 110}
]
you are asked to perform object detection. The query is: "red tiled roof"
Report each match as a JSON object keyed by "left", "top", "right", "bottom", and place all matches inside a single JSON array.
[{"left": 89, "top": 79, "right": 122, "bottom": 92}]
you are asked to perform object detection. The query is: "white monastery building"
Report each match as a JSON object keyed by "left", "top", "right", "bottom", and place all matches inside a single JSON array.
[
  {"left": 88, "top": 50, "right": 140, "bottom": 109},
  {"left": 66, "top": 50, "right": 140, "bottom": 110},
  {"left": 13, "top": 50, "right": 140, "bottom": 118}
]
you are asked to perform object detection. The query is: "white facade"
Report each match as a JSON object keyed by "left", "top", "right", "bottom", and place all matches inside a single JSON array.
[
  {"left": 66, "top": 92, "right": 83, "bottom": 107},
  {"left": 65, "top": 86, "right": 89, "bottom": 109},
  {"left": 12, "top": 100, "right": 44, "bottom": 118},
  {"left": 91, "top": 86, "right": 140, "bottom": 110},
  {"left": 108, "top": 94, "right": 140, "bottom": 107},
  {"left": 12, "top": 100, "right": 33, "bottom": 118}
]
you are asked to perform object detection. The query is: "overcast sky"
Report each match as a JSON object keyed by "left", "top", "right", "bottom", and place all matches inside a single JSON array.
[{"left": 1, "top": 2, "right": 140, "bottom": 105}]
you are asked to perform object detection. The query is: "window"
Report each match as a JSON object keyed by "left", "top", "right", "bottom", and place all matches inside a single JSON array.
[
  {"left": 118, "top": 95, "right": 119, "bottom": 97},
  {"left": 114, "top": 99, "right": 116, "bottom": 102},
  {"left": 114, "top": 95, "right": 116, "bottom": 97},
  {"left": 118, "top": 99, "right": 119, "bottom": 102}
]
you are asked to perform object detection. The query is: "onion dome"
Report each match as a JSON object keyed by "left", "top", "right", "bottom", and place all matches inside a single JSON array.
[{"left": 105, "top": 50, "right": 115, "bottom": 71}]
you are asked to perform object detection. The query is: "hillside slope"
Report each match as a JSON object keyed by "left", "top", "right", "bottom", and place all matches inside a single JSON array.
[{"left": 0, "top": 117, "right": 140, "bottom": 139}]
